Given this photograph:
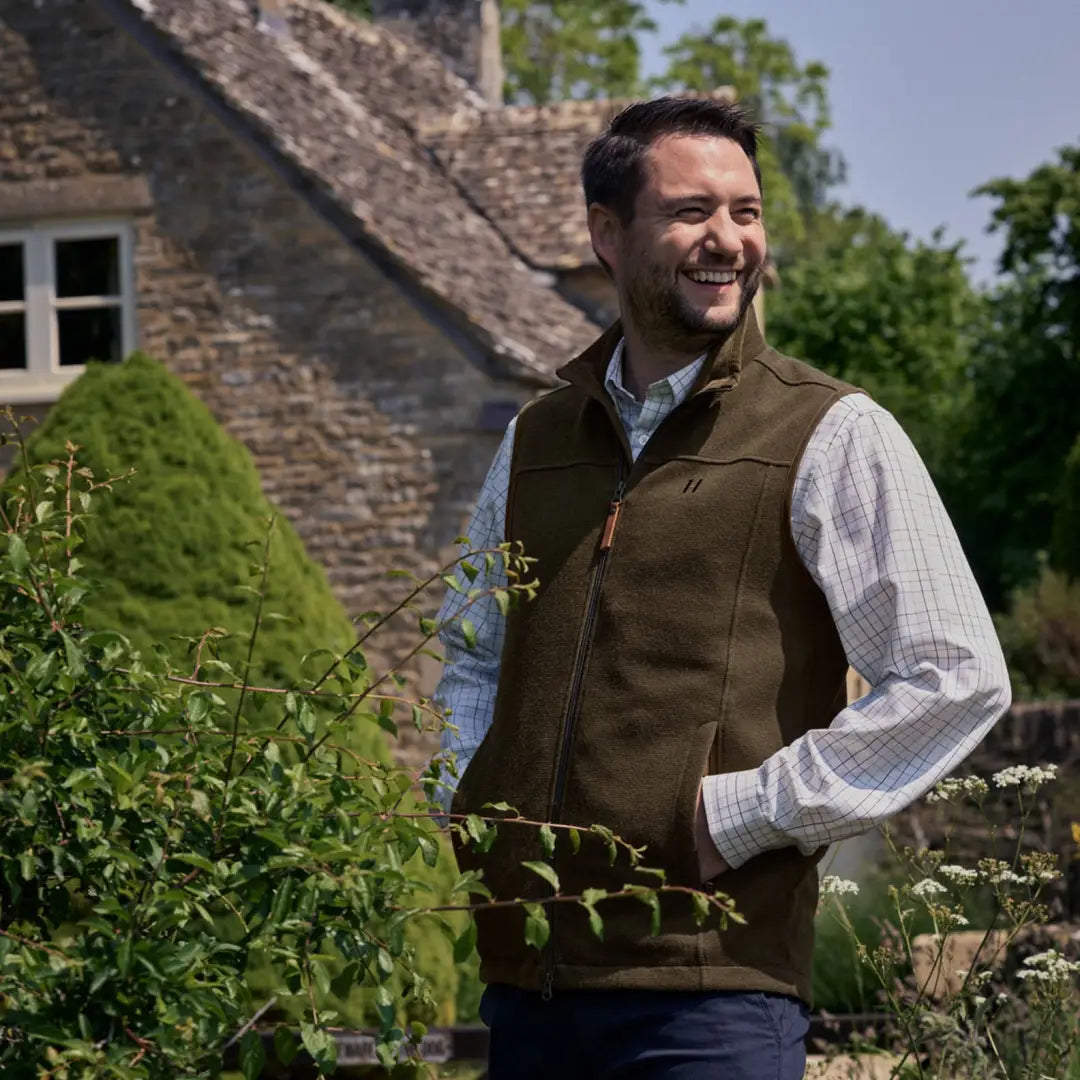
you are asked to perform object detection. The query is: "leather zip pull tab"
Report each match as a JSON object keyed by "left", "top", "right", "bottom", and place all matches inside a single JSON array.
[
  {"left": 599, "top": 474, "right": 627, "bottom": 553},
  {"left": 541, "top": 970, "right": 555, "bottom": 1002},
  {"left": 599, "top": 498, "right": 622, "bottom": 551}
]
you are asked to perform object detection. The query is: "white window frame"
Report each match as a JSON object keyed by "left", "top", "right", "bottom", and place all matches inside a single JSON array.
[{"left": 0, "top": 220, "right": 137, "bottom": 404}]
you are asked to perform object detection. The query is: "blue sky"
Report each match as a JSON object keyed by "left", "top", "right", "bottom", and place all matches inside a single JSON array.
[{"left": 641, "top": 0, "right": 1080, "bottom": 283}]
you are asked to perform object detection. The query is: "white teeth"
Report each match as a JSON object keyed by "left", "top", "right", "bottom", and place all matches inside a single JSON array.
[{"left": 686, "top": 270, "right": 737, "bottom": 284}]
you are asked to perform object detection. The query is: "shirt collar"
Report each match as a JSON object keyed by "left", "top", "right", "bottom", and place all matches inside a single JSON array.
[{"left": 603, "top": 338, "right": 709, "bottom": 408}]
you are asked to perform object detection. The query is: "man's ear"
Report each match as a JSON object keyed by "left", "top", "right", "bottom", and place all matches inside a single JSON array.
[{"left": 587, "top": 203, "right": 621, "bottom": 277}]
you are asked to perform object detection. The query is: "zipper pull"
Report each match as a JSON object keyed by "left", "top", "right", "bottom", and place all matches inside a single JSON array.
[
  {"left": 599, "top": 479, "right": 627, "bottom": 553},
  {"left": 541, "top": 970, "right": 555, "bottom": 1002},
  {"left": 599, "top": 498, "right": 622, "bottom": 551}
]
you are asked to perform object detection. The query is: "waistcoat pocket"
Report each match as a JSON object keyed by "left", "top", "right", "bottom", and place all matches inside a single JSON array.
[{"left": 672, "top": 720, "right": 720, "bottom": 886}]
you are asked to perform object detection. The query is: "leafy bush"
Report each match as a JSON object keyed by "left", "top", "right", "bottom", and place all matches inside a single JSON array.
[
  {"left": 995, "top": 564, "right": 1080, "bottom": 701},
  {"left": 3, "top": 357, "right": 484, "bottom": 1030}
]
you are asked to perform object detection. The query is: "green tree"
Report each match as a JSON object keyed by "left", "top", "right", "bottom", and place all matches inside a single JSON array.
[
  {"left": 1052, "top": 434, "right": 1080, "bottom": 581},
  {"left": 500, "top": 0, "right": 682, "bottom": 104},
  {"left": 946, "top": 144, "right": 1080, "bottom": 606},
  {"left": 655, "top": 16, "right": 845, "bottom": 259},
  {"left": 766, "top": 206, "right": 981, "bottom": 480}
]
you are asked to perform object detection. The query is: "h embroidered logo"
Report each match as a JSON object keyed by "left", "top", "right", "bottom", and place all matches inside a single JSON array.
[{"left": 682, "top": 478, "right": 704, "bottom": 494}]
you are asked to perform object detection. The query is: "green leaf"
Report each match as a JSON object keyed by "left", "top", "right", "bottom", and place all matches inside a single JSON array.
[
  {"left": 583, "top": 903, "right": 603, "bottom": 941},
  {"left": 311, "top": 958, "right": 331, "bottom": 997},
  {"left": 60, "top": 631, "right": 85, "bottom": 679},
  {"left": 464, "top": 814, "right": 486, "bottom": 844},
  {"left": 19, "top": 849, "right": 35, "bottom": 881},
  {"left": 569, "top": 827, "right": 581, "bottom": 854},
  {"left": 521, "top": 861, "right": 560, "bottom": 891},
  {"left": 540, "top": 824, "right": 556, "bottom": 858},
  {"left": 299, "top": 1022, "right": 338, "bottom": 1074},
  {"left": 7, "top": 534, "right": 28, "bottom": 575},
  {"left": 691, "top": 891, "right": 711, "bottom": 927},
  {"left": 173, "top": 852, "right": 216, "bottom": 874},
  {"left": 330, "top": 961, "right": 359, "bottom": 999},
  {"left": 296, "top": 699, "right": 316, "bottom": 737},
  {"left": 494, "top": 589, "right": 511, "bottom": 617},
  {"left": 376, "top": 948, "right": 394, "bottom": 977},
  {"left": 461, "top": 618, "right": 478, "bottom": 650},
  {"left": 240, "top": 1030, "right": 266, "bottom": 1080},
  {"left": 635, "top": 890, "right": 661, "bottom": 936},
  {"left": 273, "top": 1026, "right": 298, "bottom": 1067},
  {"left": 416, "top": 831, "right": 438, "bottom": 868},
  {"left": 461, "top": 561, "right": 480, "bottom": 582},
  {"left": 117, "top": 937, "right": 133, "bottom": 977},
  {"left": 482, "top": 800, "right": 517, "bottom": 814},
  {"left": 523, "top": 903, "right": 550, "bottom": 950},
  {"left": 452, "top": 919, "right": 477, "bottom": 964}
]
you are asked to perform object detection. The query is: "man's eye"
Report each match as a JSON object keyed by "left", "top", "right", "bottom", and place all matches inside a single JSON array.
[
  {"left": 677, "top": 207, "right": 708, "bottom": 220},
  {"left": 735, "top": 207, "right": 762, "bottom": 221}
]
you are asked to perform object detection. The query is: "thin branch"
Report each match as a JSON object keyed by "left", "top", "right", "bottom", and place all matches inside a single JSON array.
[
  {"left": 412, "top": 882, "right": 738, "bottom": 917},
  {"left": 215, "top": 518, "right": 275, "bottom": 850},
  {"left": 223, "top": 997, "right": 278, "bottom": 1051},
  {"left": 0, "top": 927, "right": 72, "bottom": 960}
]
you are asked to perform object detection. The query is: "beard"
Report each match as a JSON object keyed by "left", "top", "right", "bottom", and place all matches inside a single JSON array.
[{"left": 623, "top": 255, "right": 764, "bottom": 355}]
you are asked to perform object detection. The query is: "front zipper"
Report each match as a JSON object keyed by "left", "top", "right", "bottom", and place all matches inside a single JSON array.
[{"left": 542, "top": 459, "right": 627, "bottom": 1001}]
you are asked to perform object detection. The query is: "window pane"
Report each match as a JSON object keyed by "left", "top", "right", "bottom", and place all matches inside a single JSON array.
[
  {"left": 55, "top": 237, "right": 120, "bottom": 298},
  {"left": 58, "top": 306, "right": 122, "bottom": 366},
  {"left": 0, "top": 312, "right": 27, "bottom": 370},
  {"left": 0, "top": 244, "right": 24, "bottom": 302}
]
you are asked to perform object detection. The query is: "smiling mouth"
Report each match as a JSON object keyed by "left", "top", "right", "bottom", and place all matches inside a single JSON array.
[{"left": 683, "top": 268, "right": 738, "bottom": 286}]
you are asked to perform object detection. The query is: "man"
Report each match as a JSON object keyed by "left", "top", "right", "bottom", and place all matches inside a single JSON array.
[{"left": 431, "top": 97, "right": 1010, "bottom": 1079}]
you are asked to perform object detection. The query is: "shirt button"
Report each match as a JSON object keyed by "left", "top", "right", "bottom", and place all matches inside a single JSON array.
[{"left": 636, "top": 434, "right": 647, "bottom": 446}]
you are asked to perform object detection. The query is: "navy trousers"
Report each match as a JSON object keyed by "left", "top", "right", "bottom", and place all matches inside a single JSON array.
[{"left": 480, "top": 984, "right": 809, "bottom": 1079}]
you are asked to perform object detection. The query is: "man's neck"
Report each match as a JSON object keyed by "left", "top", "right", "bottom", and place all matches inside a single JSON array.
[{"left": 620, "top": 322, "right": 717, "bottom": 403}]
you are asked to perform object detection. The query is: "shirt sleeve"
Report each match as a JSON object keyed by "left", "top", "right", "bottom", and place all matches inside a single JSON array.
[
  {"left": 429, "top": 418, "right": 516, "bottom": 813},
  {"left": 702, "top": 394, "right": 1012, "bottom": 869}
]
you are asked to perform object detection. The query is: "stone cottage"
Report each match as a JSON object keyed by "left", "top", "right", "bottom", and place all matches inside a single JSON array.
[{"left": 0, "top": 0, "right": 738, "bottom": 694}]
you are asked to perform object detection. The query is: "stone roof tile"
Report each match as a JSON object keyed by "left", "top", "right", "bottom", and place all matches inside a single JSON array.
[{"left": 102, "top": 0, "right": 598, "bottom": 382}]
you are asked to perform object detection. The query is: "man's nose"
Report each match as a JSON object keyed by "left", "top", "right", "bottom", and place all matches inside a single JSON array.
[{"left": 702, "top": 213, "right": 742, "bottom": 257}]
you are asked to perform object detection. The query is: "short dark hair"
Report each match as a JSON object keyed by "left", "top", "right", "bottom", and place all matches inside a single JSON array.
[{"left": 581, "top": 96, "right": 761, "bottom": 224}]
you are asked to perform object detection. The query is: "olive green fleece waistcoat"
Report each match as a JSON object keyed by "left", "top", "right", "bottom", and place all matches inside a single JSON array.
[{"left": 452, "top": 311, "right": 859, "bottom": 1003}]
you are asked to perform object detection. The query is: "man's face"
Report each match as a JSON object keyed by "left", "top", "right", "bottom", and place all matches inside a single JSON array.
[{"left": 594, "top": 134, "right": 767, "bottom": 351}]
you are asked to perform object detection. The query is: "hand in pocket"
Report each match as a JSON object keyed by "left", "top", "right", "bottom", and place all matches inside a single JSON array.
[{"left": 695, "top": 782, "right": 728, "bottom": 882}]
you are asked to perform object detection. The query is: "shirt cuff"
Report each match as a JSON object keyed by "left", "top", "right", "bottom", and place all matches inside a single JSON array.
[{"left": 701, "top": 769, "right": 782, "bottom": 870}]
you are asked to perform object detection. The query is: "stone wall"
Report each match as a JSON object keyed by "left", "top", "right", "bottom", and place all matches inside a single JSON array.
[{"left": 0, "top": 1, "right": 533, "bottom": 748}]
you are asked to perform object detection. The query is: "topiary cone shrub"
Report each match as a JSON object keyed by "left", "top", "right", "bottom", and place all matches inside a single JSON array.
[{"left": 9, "top": 353, "right": 354, "bottom": 691}]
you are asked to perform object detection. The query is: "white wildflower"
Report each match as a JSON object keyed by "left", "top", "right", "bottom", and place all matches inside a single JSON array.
[
  {"left": 1016, "top": 950, "right": 1080, "bottom": 985},
  {"left": 926, "top": 776, "right": 989, "bottom": 803},
  {"left": 912, "top": 878, "right": 948, "bottom": 899},
  {"left": 992, "top": 764, "right": 1058, "bottom": 789},
  {"left": 939, "top": 864, "right": 980, "bottom": 886},
  {"left": 820, "top": 876, "right": 860, "bottom": 897},
  {"left": 988, "top": 869, "right": 1037, "bottom": 886}
]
